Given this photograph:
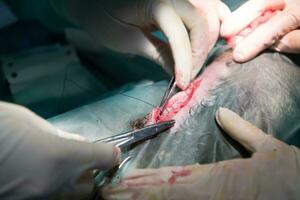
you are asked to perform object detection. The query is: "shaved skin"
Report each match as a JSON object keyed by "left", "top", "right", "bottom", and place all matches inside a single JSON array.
[
  {"left": 148, "top": 10, "right": 281, "bottom": 128},
  {"left": 101, "top": 7, "right": 300, "bottom": 200},
  {"left": 102, "top": 49, "right": 300, "bottom": 199},
  {"left": 148, "top": 50, "right": 234, "bottom": 130}
]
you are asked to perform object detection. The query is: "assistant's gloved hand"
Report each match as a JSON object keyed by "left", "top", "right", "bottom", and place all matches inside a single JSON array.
[
  {"left": 63, "top": 0, "right": 230, "bottom": 89},
  {"left": 0, "top": 102, "right": 120, "bottom": 200},
  {"left": 221, "top": 0, "right": 300, "bottom": 62},
  {"left": 102, "top": 108, "right": 300, "bottom": 200}
]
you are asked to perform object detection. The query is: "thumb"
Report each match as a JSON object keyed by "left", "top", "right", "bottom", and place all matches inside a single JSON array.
[
  {"left": 55, "top": 129, "right": 86, "bottom": 142},
  {"left": 272, "top": 30, "right": 300, "bottom": 54},
  {"left": 55, "top": 137, "right": 121, "bottom": 171},
  {"left": 215, "top": 107, "right": 280, "bottom": 153}
]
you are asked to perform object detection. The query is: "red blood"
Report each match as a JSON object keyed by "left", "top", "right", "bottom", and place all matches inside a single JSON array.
[
  {"left": 147, "top": 107, "right": 163, "bottom": 123},
  {"left": 226, "top": 37, "right": 232, "bottom": 45},
  {"left": 227, "top": 13, "right": 269, "bottom": 46},
  {"left": 149, "top": 79, "right": 203, "bottom": 123},
  {"left": 249, "top": 10, "right": 275, "bottom": 30},
  {"left": 168, "top": 175, "right": 177, "bottom": 184},
  {"left": 168, "top": 169, "right": 192, "bottom": 184},
  {"left": 227, "top": 10, "right": 278, "bottom": 47}
]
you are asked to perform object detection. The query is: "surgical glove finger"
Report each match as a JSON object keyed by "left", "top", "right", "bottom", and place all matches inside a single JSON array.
[
  {"left": 102, "top": 108, "right": 300, "bottom": 200},
  {"left": 151, "top": 0, "right": 230, "bottom": 87},
  {"left": 171, "top": 0, "right": 209, "bottom": 81},
  {"left": 55, "top": 138, "right": 121, "bottom": 171},
  {"left": 1, "top": 102, "right": 121, "bottom": 169},
  {"left": 184, "top": 0, "right": 231, "bottom": 79},
  {"left": 221, "top": 0, "right": 285, "bottom": 37},
  {"left": 231, "top": 10, "right": 300, "bottom": 62},
  {"left": 0, "top": 102, "right": 121, "bottom": 199},
  {"left": 221, "top": 0, "right": 300, "bottom": 62},
  {"left": 151, "top": 1, "right": 193, "bottom": 89},
  {"left": 216, "top": 107, "right": 285, "bottom": 153},
  {"left": 273, "top": 29, "right": 300, "bottom": 53},
  {"left": 56, "top": 129, "right": 86, "bottom": 141}
]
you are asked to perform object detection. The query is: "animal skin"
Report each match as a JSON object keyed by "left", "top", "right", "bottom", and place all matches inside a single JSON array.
[{"left": 125, "top": 49, "right": 300, "bottom": 170}]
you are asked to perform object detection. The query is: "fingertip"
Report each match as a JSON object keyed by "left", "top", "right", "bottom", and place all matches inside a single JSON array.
[
  {"left": 174, "top": 57, "right": 192, "bottom": 89},
  {"left": 272, "top": 30, "right": 300, "bottom": 54},
  {"left": 233, "top": 46, "right": 255, "bottom": 63},
  {"left": 215, "top": 107, "right": 272, "bottom": 153},
  {"left": 215, "top": 107, "right": 225, "bottom": 129},
  {"left": 114, "top": 146, "right": 122, "bottom": 165},
  {"left": 233, "top": 50, "right": 246, "bottom": 62},
  {"left": 177, "top": 80, "right": 189, "bottom": 90},
  {"left": 176, "top": 73, "right": 190, "bottom": 90},
  {"left": 220, "top": 21, "right": 233, "bottom": 37},
  {"left": 220, "top": 21, "right": 241, "bottom": 38},
  {"left": 272, "top": 40, "right": 286, "bottom": 53},
  {"left": 92, "top": 143, "right": 122, "bottom": 169},
  {"left": 216, "top": 107, "right": 235, "bottom": 129},
  {"left": 215, "top": 107, "right": 248, "bottom": 139}
]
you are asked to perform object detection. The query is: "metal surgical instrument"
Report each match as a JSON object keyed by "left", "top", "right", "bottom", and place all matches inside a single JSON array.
[
  {"left": 93, "top": 120, "right": 175, "bottom": 148},
  {"left": 159, "top": 76, "right": 181, "bottom": 110}
]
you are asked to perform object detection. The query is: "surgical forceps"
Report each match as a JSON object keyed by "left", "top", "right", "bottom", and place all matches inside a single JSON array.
[
  {"left": 159, "top": 54, "right": 210, "bottom": 109},
  {"left": 88, "top": 121, "right": 175, "bottom": 200},
  {"left": 93, "top": 120, "right": 175, "bottom": 149},
  {"left": 159, "top": 76, "right": 181, "bottom": 110}
]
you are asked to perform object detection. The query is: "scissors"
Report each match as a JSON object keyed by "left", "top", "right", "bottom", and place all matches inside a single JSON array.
[
  {"left": 93, "top": 120, "right": 175, "bottom": 149},
  {"left": 88, "top": 120, "right": 175, "bottom": 199}
]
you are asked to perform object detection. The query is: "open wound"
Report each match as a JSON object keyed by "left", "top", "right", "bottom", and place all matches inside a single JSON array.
[{"left": 148, "top": 78, "right": 202, "bottom": 123}]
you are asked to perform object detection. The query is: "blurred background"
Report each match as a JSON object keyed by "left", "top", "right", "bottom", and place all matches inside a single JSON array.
[{"left": 0, "top": 0, "right": 169, "bottom": 118}]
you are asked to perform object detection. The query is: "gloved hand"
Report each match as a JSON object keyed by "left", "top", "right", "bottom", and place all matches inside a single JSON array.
[
  {"left": 221, "top": 0, "right": 300, "bottom": 62},
  {"left": 102, "top": 108, "right": 300, "bottom": 200},
  {"left": 63, "top": 0, "right": 230, "bottom": 89},
  {"left": 0, "top": 102, "right": 120, "bottom": 200}
]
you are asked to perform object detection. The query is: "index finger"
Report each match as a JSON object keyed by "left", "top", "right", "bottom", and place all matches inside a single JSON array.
[
  {"left": 221, "top": 0, "right": 285, "bottom": 37},
  {"left": 152, "top": 1, "right": 193, "bottom": 89},
  {"left": 216, "top": 108, "right": 284, "bottom": 153}
]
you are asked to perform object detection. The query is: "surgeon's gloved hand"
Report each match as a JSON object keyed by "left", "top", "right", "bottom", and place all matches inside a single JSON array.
[
  {"left": 102, "top": 108, "right": 300, "bottom": 200},
  {"left": 221, "top": 0, "right": 300, "bottom": 62},
  {"left": 63, "top": 0, "right": 230, "bottom": 89},
  {"left": 0, "top": 102, "right": 120, "bottom": 200}
]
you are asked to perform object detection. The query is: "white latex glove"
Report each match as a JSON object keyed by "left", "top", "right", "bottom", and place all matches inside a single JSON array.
[
  {"left": 102, "top": 108, "right": 300, "bottom": 200},
  {"left": 273, "top": 30, "right": 300, "bottom": 53},
  {"left": 221, "top": 0, "right": 300, "bottom": 62},
  {"left": 0, "top": 102, "right": 120, "bottom": 200},
  {"left": 63, "top": 0, "right": 230, "bottom": 89}
]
